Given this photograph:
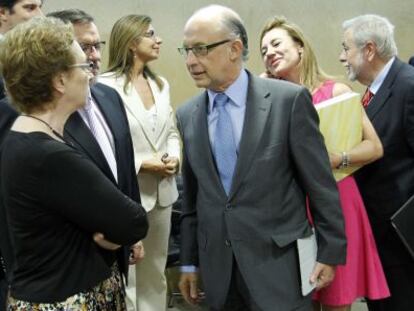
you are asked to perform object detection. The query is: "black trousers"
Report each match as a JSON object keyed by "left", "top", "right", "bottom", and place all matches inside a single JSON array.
[
  {"left": 367, "top": 263, "right": 414, "bottom": 311},
  {"left": 0, "top": 276, "right": 7, "bottom": 311}
]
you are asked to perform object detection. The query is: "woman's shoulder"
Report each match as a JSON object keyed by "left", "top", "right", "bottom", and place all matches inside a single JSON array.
[
  {"left": 2, "top": 132, "right": 76, "bottom": 174},
  {"left": 150, "top": 75, "right": 170, "bottom": 94},
  {"left": 153, "top": 75, "right": 169, "bottom": 88},
  {"left": 332, "top": 81, "right": 352, "bottom": 97},
  {"left": 98, "top": 72, "right": 124, "bottom": 87}
]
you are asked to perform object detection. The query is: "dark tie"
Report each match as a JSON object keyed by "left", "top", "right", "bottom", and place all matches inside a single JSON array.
[
  {"left": 361, "top": 88, "right": 374, "bottom": 107},
  {"left": 213, "top": 93, "right": 237, "bottom": 196}
]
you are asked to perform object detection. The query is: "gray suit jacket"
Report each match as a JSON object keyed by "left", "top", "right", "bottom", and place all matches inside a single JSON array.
[{"left": 176, "top": 73, "right": 346, "bottom": 310}]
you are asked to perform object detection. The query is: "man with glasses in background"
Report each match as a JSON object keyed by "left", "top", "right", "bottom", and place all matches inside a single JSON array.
[
  {"left": 0, "top": 1, "right": 43, "bottom": 308},
  {"left": 340, "top": 14, "right": 414, "bottom": 311},
  {"left": 176, "top": 5, "right": 346, "bottom": 310},
  {"left": 46, "top": 11, "right": 144, "bottom": 306}
]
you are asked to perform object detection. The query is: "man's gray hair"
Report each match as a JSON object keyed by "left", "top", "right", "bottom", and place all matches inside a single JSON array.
[
  {"left": 222, "top": 14, "right": 249, "bottom": 61},
  {"left": 342, "top": 14, "right": 397, "bottom": 59}
]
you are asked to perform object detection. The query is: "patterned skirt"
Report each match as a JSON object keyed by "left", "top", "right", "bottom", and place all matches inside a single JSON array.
[{"left": 7, "top": 263, "right": 127, "bottom": 311}]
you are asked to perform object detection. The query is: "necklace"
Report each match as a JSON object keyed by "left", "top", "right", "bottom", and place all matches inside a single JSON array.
[{"left": 23, "top": 114, "right": 66, "bottom": 142}]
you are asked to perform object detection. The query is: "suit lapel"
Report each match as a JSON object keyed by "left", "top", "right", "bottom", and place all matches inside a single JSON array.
[
  {"left": 366, "top": 58, "right": 402, "bottom": 120},
  {"left": 121, "top": 76, "right": 165, "bottom": 151},
  {"left": 90, "top": 85, "right": 119, "bottom": 163},
  {"left": 148, "top": 78, "right": 168, "bottom": 144},
  {"left": 64, "top": 111, "right": 114, "bottom": 182},
  {"left": 191, "top": 92, "right": 224, "bottom": 193},
  {"left": 91, "top": 85, "right": 116, "bottom": 140},
  {"left": 229, "top": 75, "right": 271, "bottom": 200}
]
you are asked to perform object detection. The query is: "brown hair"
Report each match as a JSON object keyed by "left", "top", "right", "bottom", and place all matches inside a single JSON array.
[
  {"left": 106, "top": 14, "right": 163, "bottom": 93},
  {"left": 0, "top": 17, "right": 75, "bottom": 113},
  {"left": 260, "top": 16, "right": 332, "bottom": 91}
]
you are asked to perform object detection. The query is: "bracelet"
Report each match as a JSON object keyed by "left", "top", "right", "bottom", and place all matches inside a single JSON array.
[{"left": 338, "top": 151, "right": 350, "bottom": 168}]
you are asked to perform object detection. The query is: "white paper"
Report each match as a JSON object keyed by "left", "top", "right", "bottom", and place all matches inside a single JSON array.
[{"left": 297, "top": 232, "right": 318, "bottom": 296}]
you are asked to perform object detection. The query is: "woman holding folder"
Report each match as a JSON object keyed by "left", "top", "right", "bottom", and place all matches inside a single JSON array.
[{"left": 260, "top": 16, "right": 389, "bottom": 311}]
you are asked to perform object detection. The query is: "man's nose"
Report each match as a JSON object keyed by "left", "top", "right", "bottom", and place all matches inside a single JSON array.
[
  {"left": 88, "top": 48, "right": 101, "bottom": 61},
  {"left": 185, "top": 50, "right": 198, "bottom": 66},
  {"left": 35, "top": 7, "right": 43, "bottom": 16},
  {"left": 339, "top": 50, "right": 346, "bottom": 63}
]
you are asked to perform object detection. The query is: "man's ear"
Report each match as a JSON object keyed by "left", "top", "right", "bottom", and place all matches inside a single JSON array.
[
  {"left": 52, "top": 72, "right": 67, "bottom": 96},
  {"left": 229, "top": 39, "right": 243, "bottom": 61},
  {"left": 364, "top": 40, "right": 376, "bottom": 62}
]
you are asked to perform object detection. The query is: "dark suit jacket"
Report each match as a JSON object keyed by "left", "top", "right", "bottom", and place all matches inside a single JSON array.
[
  {"left": 0, "top": 97, "right": 18, "bottom": 279},
  {"left": 176, "top": 72, "right": 346, "bottom": 310},
  {"left": 354, "top": 58, "right": 414, "bottom": 266},
  {"left": 64, "top": 82, "right": 140, "bottom": 278},
  {"left": 0, "top": 97, "right": 17, "bottom": 145},
  {"left": 0, "top": 77, "right": 5, "bottom": 102}
]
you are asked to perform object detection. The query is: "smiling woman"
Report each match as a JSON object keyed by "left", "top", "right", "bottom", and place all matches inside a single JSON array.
[{"left": 260, "top": 16, "right": 390, "bottom": 311}]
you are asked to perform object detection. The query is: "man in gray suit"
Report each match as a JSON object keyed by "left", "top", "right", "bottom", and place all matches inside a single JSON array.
[{"left": 176, "top": 5, "right": 346, "bottom": 311}]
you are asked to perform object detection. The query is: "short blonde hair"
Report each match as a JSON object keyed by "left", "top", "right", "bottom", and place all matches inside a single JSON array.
[
  {"left": 0, "top": 17, "right": 75, "bottom": 113},
  {"left": 260, "top": 16, "right": 331, "bottom": 91},
  {"left": 106, "top": 14, "right": 163, "bottom": 93}
]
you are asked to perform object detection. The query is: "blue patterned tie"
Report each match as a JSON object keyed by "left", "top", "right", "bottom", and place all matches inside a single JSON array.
[{"left": 213, "top": 93, "right": 237, "bottom": 195}]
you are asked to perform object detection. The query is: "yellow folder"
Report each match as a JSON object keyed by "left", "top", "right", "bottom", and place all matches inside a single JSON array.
[{"left": 315, "top": 92, "right": 363, "bottom": 181}]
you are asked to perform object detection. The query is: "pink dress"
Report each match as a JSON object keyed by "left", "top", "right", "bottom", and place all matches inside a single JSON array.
[{"left": 312, "top": 80, "right": 390, "bottom": 306}]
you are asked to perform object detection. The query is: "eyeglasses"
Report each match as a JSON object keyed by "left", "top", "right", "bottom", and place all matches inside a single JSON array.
[
  {"left": 69, "top": 62, "right": 94, "bottom": 72},
  {"left": 79, "top": 41, "right": 106, "bottom": 54},
  {"left": 178, "top": 39, "right": 231, "bottom": 57},
  {"left": 143, "top": 29, "right": 156, "bottom": 39}
]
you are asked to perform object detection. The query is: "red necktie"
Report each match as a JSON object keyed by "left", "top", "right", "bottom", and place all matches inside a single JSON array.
[{"left": 361, "top": 88, "right": 374, "bottom": 107}]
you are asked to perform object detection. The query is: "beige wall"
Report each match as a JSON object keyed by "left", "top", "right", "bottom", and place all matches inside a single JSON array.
[{"left": 44, "top": 0, "right": 414, "bottom": 108}]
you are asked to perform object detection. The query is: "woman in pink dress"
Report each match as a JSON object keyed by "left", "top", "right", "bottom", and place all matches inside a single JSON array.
[{"left": 260, "top": 16, "right": 390, "bottom": 311}]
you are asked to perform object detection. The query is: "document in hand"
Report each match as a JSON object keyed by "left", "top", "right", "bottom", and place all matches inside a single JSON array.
[
  {"left": 391, "top": 195, "right": 414, "bottom": 259},
  {"left": 297, "top": 231, "right": 317, "bottom": 296},
  {"left": 315, "top": 92, "right": 363, "bottom": 181}
]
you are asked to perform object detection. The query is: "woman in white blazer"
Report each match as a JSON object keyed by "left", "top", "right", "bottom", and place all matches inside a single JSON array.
[{"left": 99, "top": 15, "right": 180, "bottom": 311}]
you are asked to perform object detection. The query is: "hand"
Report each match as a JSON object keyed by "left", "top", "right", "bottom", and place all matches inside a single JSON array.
[
  {"left": 140, "top": 158, "right": 169, "bottom": 177},
  {"left": 162, "top": 156, "right": 179, "bottom": 176},
  {"left": 329, "top": 152, "right": 342, "bottom": 169},
  {"left": 93, "top": 232, "right": 121, "bottom": 250},
  {"left": 129, "top": 241, "right": 145, "bottom": 265},
  {"left": 310, "top": 262, "right": 336, "bottom": 290},
  {"left": 178, "top": 272, "right": 203, "bottom": 305}
]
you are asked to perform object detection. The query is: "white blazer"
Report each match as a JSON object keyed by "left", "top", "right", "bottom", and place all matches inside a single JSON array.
[{"left": 99, "top": 72, "right": 180, "bottom": 212}]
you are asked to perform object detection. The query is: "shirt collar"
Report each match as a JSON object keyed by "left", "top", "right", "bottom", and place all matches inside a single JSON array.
[
  {"left": 207, "top": 69, "right": 248, "bottom": 113},
  {"left": 369, "top": 57, "right": 395, "bottom": 95},
  {"left": 78, "top": 88, "right": 93, "bottom": 113}
]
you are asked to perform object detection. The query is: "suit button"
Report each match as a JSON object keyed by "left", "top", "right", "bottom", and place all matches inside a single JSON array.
[{"left": 225, "top": 239, "right": 231, "bottom": 247}]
